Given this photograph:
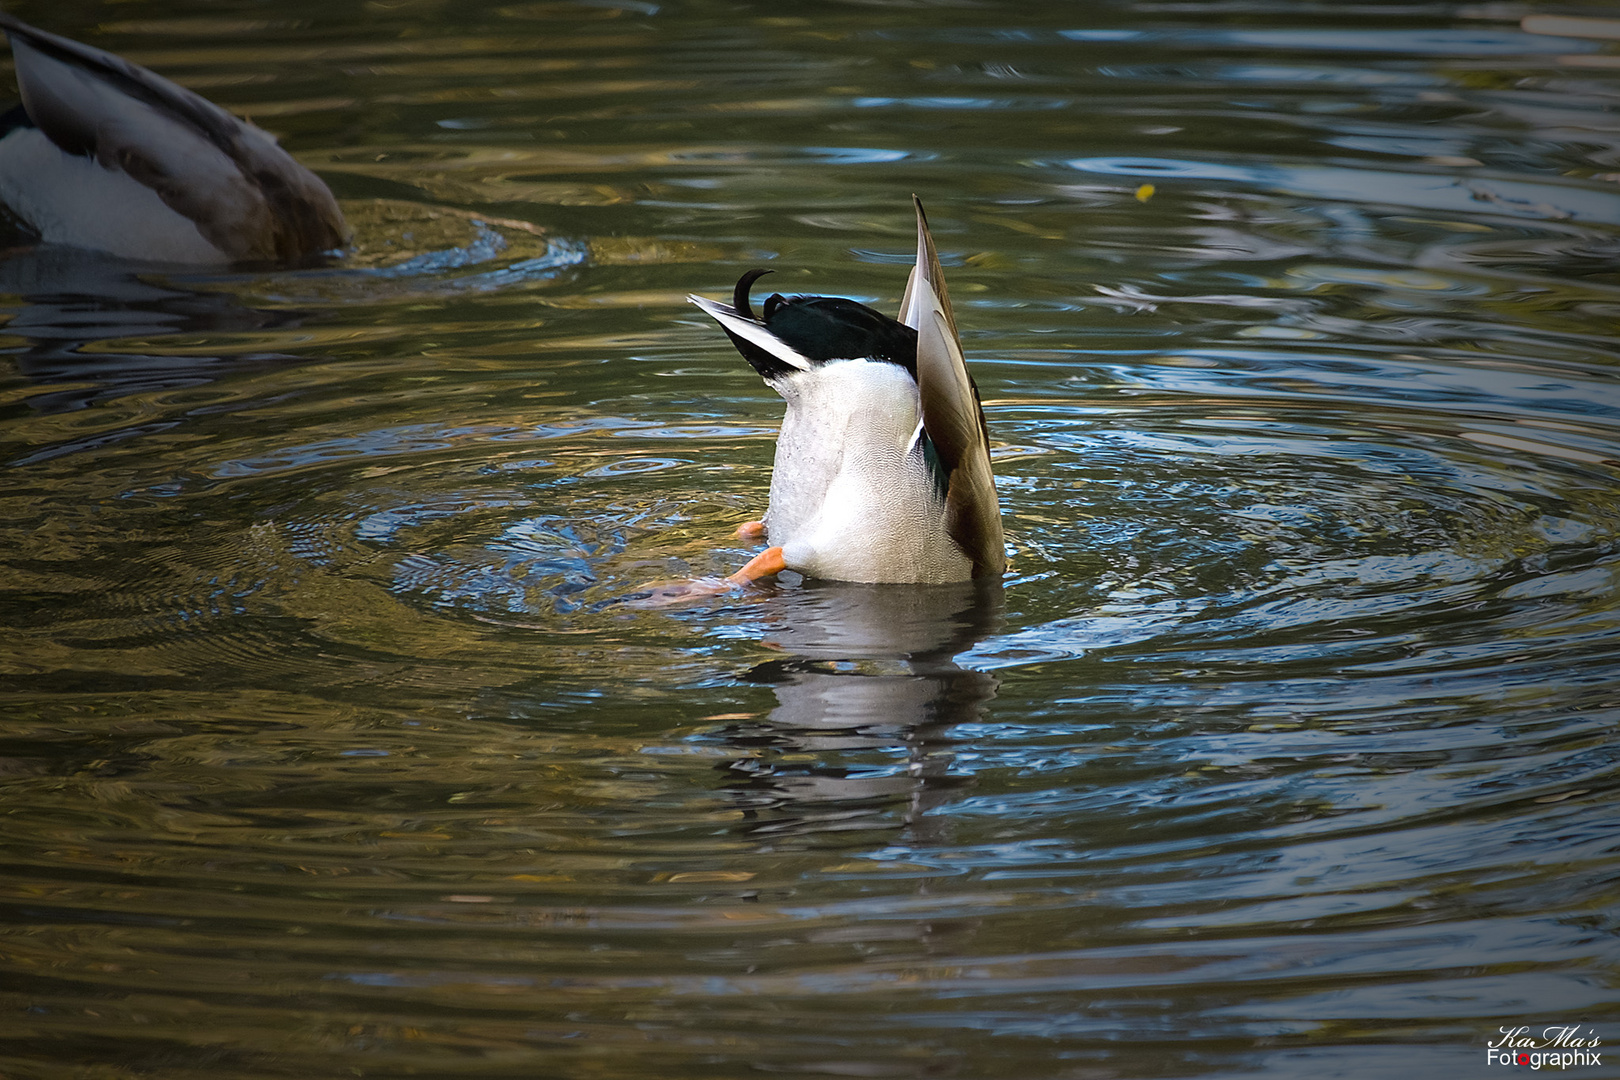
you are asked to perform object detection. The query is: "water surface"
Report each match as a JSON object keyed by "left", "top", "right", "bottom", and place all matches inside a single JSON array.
[{"left": 2, "top": 0, "right": 1619, "bottom": 1076}]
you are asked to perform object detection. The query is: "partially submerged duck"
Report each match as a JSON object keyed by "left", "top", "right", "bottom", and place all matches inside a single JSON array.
[
  {"left": 685, "top": 196, "right": 1004, "bottom": 589},
  {"left": 0, "top": 13, "right": 347, "bottom": 263}
]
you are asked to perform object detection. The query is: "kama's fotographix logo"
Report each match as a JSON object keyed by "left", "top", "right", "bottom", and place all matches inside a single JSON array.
[{"left": 1487, "top": 1026, "right": 1604, "bottom": 1070}]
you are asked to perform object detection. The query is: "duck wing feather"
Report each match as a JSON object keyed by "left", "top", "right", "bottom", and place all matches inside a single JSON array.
[
  {"left": 899, "top": 196, "right": 1005, "bottom": 579},
  {"left": 0, "top": 13, "right": 347, "bottom": 261}
]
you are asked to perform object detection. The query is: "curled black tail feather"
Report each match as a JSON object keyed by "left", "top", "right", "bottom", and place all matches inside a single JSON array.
[{"left": 733, "top": 267, "right": 773, "bottom": 321}]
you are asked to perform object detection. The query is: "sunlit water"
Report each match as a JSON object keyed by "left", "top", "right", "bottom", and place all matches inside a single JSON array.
[{"left": 3, "top": 1, "right": 1619, "bottom": 1076}]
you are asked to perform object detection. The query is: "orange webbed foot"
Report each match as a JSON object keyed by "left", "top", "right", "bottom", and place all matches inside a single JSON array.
[
  {"left": 727, "top": 545, "right": 786, "bottom": 586},
  {"left": 735, "top": 520, "right": 767, "bottom": 540}
]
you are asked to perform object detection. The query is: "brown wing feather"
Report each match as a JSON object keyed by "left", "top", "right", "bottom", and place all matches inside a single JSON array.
[
  {"left": 904, "top": 197, "right": 1006, "bottom": 579},
  {"left": 0, "top": 14, "right": 347, "bottom": 261}
]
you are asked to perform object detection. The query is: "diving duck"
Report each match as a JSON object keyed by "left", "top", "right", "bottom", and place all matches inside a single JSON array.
[
  {"left": 687, "top": 196, "right": 1005, "bottom": 587},
  {"left": 0, "top": 13, "right": 347, "bottom": 264}
]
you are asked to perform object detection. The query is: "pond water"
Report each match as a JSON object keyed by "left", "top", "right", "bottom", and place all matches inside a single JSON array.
[{"left": 3, "top": 0, "right": 1620, "bottom": 1076}]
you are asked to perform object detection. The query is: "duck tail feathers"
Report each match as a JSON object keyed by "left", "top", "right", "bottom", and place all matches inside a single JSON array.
[{"left": 687, "top": 288, "right": 813, "bottom": 381}]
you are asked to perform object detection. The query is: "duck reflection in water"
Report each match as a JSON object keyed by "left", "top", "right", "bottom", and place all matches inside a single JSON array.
[
  {"left": 0, "top": 245, "right": 312, "bottom": 418},
  {"left": 718, "top": 578, "right": 1002, "bottom": 844}
]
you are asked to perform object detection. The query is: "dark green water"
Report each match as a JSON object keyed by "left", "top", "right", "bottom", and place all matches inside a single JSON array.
[{"left": 3, "top": 1, "right": 1619, "bottom": 1076}]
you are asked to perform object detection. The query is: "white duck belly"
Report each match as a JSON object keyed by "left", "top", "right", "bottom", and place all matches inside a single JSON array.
[
  {"left": 0, "top": 127, "right": 228, "bottom": 262},
  {"left": 766, "top": 358, "right": 972, "bottom": 584}
]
